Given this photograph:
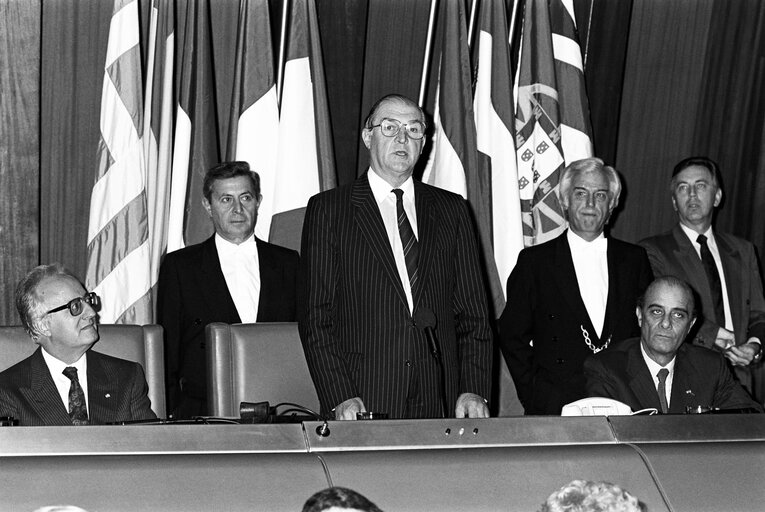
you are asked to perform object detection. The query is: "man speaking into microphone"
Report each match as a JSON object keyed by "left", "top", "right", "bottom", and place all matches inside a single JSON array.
[{"left": 298, "top": 94, "right": 493, "bottom": 420}]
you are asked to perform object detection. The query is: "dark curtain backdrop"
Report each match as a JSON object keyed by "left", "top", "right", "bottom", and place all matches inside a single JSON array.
[{"left": 2, "top": 0, "right": 765, "bottom": 324}]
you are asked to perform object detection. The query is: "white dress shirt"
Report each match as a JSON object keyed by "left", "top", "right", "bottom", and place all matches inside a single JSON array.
[
  {"left": 215, "top": 233, "right": 261, "bottom": 323},
  {"left": 41, "top": 348, "right": 89, "bottom": 416},
  {"left": 678, "top": 224, "right": 733, "bottom": 331},
  {"left": 641, "top": 342, "right": 676, "bottom": 408},
  {"left": 568, "top": 230, "right": 609, "bottom": 337},
  {"left": 368, "top": 169, "right": 418, "bottom": 313}
]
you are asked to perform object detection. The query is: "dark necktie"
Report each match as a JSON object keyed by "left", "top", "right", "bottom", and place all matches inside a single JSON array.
[
  {"left": 63, "top": 367, "right": 90, "bottom": 426},
  {"left": 392, "top": 189, "right": 419, "bottom": 292},
  {"left": 697, "top": 234, "right": 725, "bottom": 324},
  {"left": 657, "top": 368, "right": 669, "bottom": 414}
]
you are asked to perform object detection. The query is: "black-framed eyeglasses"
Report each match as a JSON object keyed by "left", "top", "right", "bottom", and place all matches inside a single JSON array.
[
  {"left": 369, "top": 118, "right": 426, "bottom": 140},
  {"left": 45, "top": 292, "right": 101, "bottom": 317}
]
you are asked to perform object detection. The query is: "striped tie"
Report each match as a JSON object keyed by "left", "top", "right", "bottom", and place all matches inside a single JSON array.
[
  {"left": 63, "top": 367, "right": 90, "bottom": 426},
  {"left": 392, "top": 189, "right": 419, "bottom": 292}
]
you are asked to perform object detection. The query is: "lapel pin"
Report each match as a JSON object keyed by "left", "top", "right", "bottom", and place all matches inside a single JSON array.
[
  {"left": 685, "top": 390, "right": 694, "bottom": 397},
  {"left": 105, "top": 393, "right": 111, "bottom": 398}
]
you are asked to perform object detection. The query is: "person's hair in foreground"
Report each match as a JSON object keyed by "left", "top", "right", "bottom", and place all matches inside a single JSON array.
[
  {"left": 302, "top": 486, "right": 383, "bottom": 512},
  {"left": 538, "top": 480, "right": 645, "bottom": 512}
]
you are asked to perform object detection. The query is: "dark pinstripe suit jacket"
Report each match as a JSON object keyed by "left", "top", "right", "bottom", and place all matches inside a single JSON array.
[
  {"left": 157, "top": 235, "right": 299, "bottom": 416},
  {"left": 298, "top": 174, "right": 493, "bottom": 418},
  {"left": 0, "top": 348, "right": 156, "bottom": 425},
  {"left": 499, "top": 232, "right": 653, "bottom": 415}
]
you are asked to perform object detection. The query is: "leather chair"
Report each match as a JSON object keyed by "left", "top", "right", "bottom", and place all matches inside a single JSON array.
[
  {"left": 0, "top": 325, "right": 166, "bottom": 418},
  {"left": 205, "top": 322, "right": 319, "bottom": 417}
]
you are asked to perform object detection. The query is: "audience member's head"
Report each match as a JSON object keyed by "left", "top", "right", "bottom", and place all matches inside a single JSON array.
[
  {"left": 538, "top": 480, "right": 644, "bottom": 512},
  {"left": 302, "top": 487, "right": 383, "bottom": 512}
]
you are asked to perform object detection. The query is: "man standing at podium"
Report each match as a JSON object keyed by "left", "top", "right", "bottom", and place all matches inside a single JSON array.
[
  {"left": 0, "top": 264, "right": 156, "bottom": 425},
  {"left": 299, "top": 94, "right": 492, "bottom": 420}
]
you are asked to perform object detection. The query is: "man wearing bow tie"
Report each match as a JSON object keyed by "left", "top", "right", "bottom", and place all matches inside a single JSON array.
[
  {"left": 499, "top": 158, "right": 653, "bottom": 415},
  {"left": 0, "top": 264, "right": 156, "bottom": 425},
  {"left": 157, "top": 162, "right": 299, "bottom": 418},
  {"left": 584, "top": 276, "right": 762, "bottom": 413},
  {"left": 639, "top": 157, "right": 765, "bottom": 401}
]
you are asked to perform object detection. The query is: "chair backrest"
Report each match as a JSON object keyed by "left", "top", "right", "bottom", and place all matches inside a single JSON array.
[
  {"left": 206, "top": 322, "right": 319, "bottom": 417},
  {"left": 268, "top": 207, "right": 305, "bottom": 254},
  {"left": 0, "top": 325, "right": 166, "bottom": 418}
]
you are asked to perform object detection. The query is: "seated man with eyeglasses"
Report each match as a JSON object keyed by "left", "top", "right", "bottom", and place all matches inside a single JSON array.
[{"left": 0, "top": 263, "right": 156, "bottom": 425}]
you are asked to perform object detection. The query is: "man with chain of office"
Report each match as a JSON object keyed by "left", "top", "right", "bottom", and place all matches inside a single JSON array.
[{"left": 499, "top": 158, "right": 653, "bottom": 415}]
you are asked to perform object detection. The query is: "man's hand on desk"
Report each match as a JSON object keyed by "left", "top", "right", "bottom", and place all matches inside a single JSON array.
[
  {"left": 455, "top": 393, "right": 489, "bottom": 419},
  {"left": 334, "top": 397, "right": 366, "bottom": 420}
]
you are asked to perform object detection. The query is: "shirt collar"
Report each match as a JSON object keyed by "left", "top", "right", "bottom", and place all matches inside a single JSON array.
[
  {"left": 215, "top": 233, "right": 257, "bottom": 256},
  {"left": 679, "top": 223, "right": 714, "bottom": 246},
  {"left": 367, "top": 168, "right": 415, "bottom": 206},
  {"left": 41, "top": 346, "right": 87, "bottom": 375},
  {"left": 567, "top": 229, "right": 608, "bottom": 252},
  {"left": 640, "top": 341, "right": 676, "bottom": 376}
]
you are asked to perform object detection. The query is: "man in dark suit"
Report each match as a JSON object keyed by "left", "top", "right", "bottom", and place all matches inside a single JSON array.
[
  {"left": 584, "top": 276, "right": 762, "bottom": 413},
  {"left": 299, "top": 94, "right": 492, "bottom": 420},
  {"left": 499, "top": 158, "right": 653, "bottom": 415},
  {"left": 0, "top": 264, "right": 156, "bottom": 425},
  {"left": 157, "top": 162, "right": 299, "bottom": 418},
  {"left": 639, "top": 157, "right": 765, "bottom": 399}
]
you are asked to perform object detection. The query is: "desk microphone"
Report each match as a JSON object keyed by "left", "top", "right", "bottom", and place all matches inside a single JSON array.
[{"left": 415, "top": 307, "right": 440, "bottom": 360}]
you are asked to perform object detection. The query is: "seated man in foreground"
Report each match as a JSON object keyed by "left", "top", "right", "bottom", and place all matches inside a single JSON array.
[
  {"left": 0, "top": 264, "right": 156, "bottom": 425},
  {"left": 584, "top": 276, "right": 762, "bottom": 413}
]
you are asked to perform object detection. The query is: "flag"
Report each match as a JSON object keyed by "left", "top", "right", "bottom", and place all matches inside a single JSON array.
[
  {"left": 143, "top": 0, "right": 175, "bottom": 297},
  {"left": 515, "top": 0, "right": 593, "bottom": 246},
  {"left": 473, "top": 0, "right": 524, "bottom": 299},
  {"left": 272, "top": 0, "right": 336, "bottom": 236},
  {"left": 168, "top": 0, "right": 221, "bottom": 251},
  {"left": 227, "top": 0, "right": 280, "bottom": 241},
  {"left": 422, "top": 0, "right": 505, "bottom": 315},
  {"left": 86, "top": 0, "right": 152, "bottom": 324},
  {"left": 473, "top": 0, "right": 526, "bottom": 416}
]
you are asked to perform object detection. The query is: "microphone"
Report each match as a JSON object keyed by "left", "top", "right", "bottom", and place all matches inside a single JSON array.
[{"left": 415, "top": 307, "right": 440, "bottom": 360}]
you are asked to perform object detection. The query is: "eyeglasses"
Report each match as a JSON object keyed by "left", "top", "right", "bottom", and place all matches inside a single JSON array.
[
  {"left": 45, "top": 292, "right": 102, "bottom": 317},
  {"left": 369, "top": 118, "right": 426, "bottom": 140}
]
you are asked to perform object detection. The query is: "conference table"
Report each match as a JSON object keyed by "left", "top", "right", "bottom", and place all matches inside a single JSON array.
[{"left": 1, "top": 415, "right": 763, "bottom": 511}]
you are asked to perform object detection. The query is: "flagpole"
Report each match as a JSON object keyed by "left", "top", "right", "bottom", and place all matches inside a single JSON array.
[
  {"left": 277, "top": 0, "right": 289, "bottom": 106},
  {"left": 508, "top": 0, "right": 522, "bottom": 46},
  {"left": 418, "top": 0, "right": 439, "bottom": 107},
  {"left": 467, "top": 0, "right": 478, "bottom": 49}
]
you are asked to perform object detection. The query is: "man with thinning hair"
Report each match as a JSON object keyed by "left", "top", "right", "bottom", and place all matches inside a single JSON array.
[
  {"left": 584, "top": 276, "right": 762, "bottom": 413},
  {"left": 0, "top": 264, "right": 156, "bottom": 425},
  {"left": 299, "top": 94, "right": 493, "bottom": 420}
]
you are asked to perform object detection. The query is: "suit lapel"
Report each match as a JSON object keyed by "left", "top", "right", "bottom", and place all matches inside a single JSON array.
[
  {"left": 351, "top": 175, "right": 409, "bottom": 308},
  {"left": 626, "top": 343, "right": 662, "bottom": 411},
  {"left": 87, "top": 352, "right": 118, "bottom": 424},
  {"left": 412, "top": 181, "right": 436, "bottom": 309},
  {"left": 201, "top": 235, "right": 241, "bottom": 323},
  {"left": 671, "top": 225, "right": 712, "bottom": 308},
  {"left": 256, "top": 238, "right": 273, "bottom": 321},
  {"left": 669, "top": 344, "right": 695, "bottom": 413},
  {"left": 716, "top": 233, "right": 743, "bottom": 329},
  {"left": 20, "top": 349, "right": 72, "bottom": 426},
  {"left": 602, "top": 241, "right": 622, "bottom": 341},
  {"left": 554, "top": 233, "right": 600, "bottom": 342}
]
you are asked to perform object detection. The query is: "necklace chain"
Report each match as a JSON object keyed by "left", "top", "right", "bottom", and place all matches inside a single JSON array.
[{"left": 580, "top": 324, "right": 611, "bottom": 353}]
